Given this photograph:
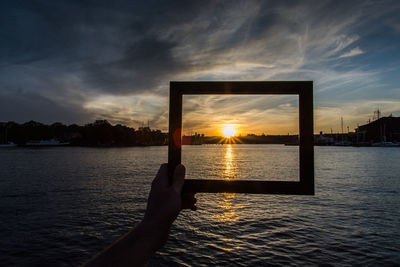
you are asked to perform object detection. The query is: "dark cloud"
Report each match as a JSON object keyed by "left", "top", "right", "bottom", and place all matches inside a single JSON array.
[
  {"left": 0, "top": 0, "right": 213, "bottom": 95},
  {"left": 85, "top": 37, "right": 186, "bottom": 94},
  {"left": 0, "top": 89, "right": 92, "bottom": 124}
]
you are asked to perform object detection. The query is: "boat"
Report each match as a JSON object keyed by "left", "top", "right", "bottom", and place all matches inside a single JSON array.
[
  {"left": 371, "top": 141, "right": 400, "bottom": 147},
  {"left": 25, "top": 139, "right": 70, "bottom": 146},
  {"left": 334, "top": 140, "right": 352, "bottom": 146},
  {"left": 0, "top": 142, "right": 17, "bottom": 148},
  {"left": 284, "top": 142, "right": 299, "bottom": 146}
]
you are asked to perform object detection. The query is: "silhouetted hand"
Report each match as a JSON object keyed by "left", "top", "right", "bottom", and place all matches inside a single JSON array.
[
  {"left": 83, "top": 164, "right": 196, "bottom": 267},
  {"left": 144, "top": 163, "right": 197, "bottom": 234}
]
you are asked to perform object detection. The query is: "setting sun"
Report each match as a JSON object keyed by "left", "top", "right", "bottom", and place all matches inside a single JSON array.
[{"left": 222, "top": 126, "right": 237, "bottom": 138}]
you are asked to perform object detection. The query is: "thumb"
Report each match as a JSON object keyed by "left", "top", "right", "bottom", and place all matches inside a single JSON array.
[{"left": 171, "top": 164, "right": 185, "bottom": 193}]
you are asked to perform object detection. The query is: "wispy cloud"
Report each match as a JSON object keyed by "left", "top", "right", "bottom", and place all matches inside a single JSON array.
[{"left": 338, "top": 47, "right": 364, "bottom": 58}]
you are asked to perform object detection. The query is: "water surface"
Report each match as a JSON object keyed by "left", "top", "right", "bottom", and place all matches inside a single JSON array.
[{"left": 0, "top": 145, "right": 399, "bottom": 266}]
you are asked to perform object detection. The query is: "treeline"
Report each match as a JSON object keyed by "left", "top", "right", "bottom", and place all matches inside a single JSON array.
[{"left": 1, "top": 120, "right": 167, "bottom": 146}]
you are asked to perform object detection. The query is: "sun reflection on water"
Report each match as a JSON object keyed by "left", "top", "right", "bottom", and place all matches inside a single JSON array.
[
  {"left": 223, "top": 144, "right": 237, "bottom": 180},
  {"left": 212, "top": 145, "right": 244, "bottom": 225},
  {"left": 213, "top": 193, "right": 239, "bottom": 223}
]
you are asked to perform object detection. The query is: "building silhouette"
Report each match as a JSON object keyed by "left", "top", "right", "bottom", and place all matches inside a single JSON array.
[{"left": 356, "top": 116, "right": 400, "bottom": 143}]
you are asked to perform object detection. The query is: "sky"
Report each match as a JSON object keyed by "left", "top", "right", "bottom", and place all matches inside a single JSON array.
[{"left": 1, "top": 0, "right": 400, "bottom": 135}]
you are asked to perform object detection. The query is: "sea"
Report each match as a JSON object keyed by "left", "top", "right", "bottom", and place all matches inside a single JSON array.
[{"left": 0, "top": 145, "right": 399, "bottom": 266}]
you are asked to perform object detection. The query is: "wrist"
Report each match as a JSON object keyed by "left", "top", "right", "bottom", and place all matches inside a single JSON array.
[
  {"left": 134, "top": 219, "right": 170, "bottom": 252},
  {"left": 142, "top": 211, "right": 175, "bottom": 235}
]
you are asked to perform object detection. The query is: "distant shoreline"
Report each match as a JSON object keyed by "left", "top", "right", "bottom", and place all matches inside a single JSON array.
[
  {"left": 3, "top": 143, "right": 400, "bottom": 149},
  {"left": 2, "top": 117, "right": 400, "bottom": 147}
]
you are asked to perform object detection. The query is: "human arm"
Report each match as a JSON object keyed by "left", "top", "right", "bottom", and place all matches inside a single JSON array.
[{"left": 83, "top": 163, "right": 196, "bottom": 267}]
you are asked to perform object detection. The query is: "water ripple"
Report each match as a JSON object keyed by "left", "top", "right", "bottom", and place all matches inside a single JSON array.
[{"left": 0, "top": 146, "right": 399, "bottom": 265}]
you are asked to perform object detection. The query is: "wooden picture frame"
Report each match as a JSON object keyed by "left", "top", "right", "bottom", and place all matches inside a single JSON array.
[{"left": 168, "top": 81, "right": 314, "bottom": 195}]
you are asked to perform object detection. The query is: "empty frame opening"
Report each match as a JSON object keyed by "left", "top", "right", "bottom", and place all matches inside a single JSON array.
[{"left": 181, "top": 95, "right": 299, "bottom": 181}]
